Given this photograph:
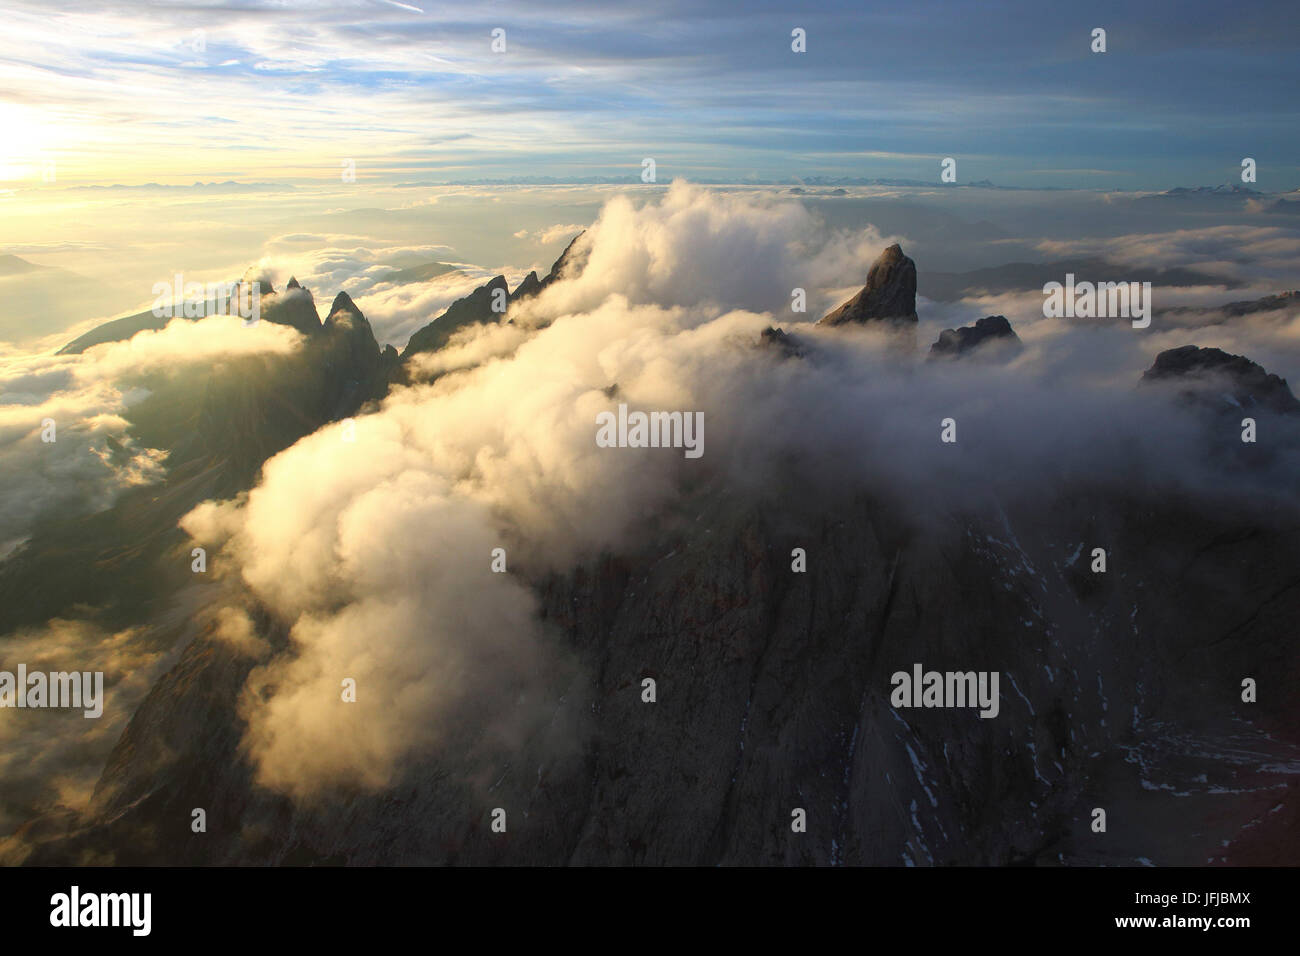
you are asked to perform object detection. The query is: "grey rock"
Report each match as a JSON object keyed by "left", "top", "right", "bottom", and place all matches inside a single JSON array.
[
  {"left": 1140, "top": 345, "right": 1300, "bottom": 414},
  {"left": 819, "top": 243, "right": 918, "bottom": 327},
  {"left": 928, "top": 315, "right": 1021, "bottom": 360}
]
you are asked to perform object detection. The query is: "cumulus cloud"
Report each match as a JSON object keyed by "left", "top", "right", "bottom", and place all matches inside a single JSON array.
[
  {"left": 254, "top": 241, "right": 456, "bottom": 294},
  {"left": 404, "top": 321, "right": 531, "bottom": 379},
  {"left": 180, "top": 183, "right": 1300, "bottom": 803},
  {"left": 514, "top": 181, "right": 893, "bottom": 322},
  {"left": 352, "top": 270, "right": 505, "bottom": 349},
  {"left": 514, "top": 223, "right": 587, "bottom": 244}
]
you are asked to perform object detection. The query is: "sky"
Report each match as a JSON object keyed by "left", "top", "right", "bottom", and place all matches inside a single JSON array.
[{"left": 2, "top": 0, "right": 1299, "bottom": 191}]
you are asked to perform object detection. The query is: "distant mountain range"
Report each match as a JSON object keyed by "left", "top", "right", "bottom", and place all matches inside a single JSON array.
[
  {"left": 0, "top": 254, "right": 44, "bottom": 277},
  {"left": 68, "top": 181, "right": 297, "bottom": 192},
  {"left": 1157, "top": 185, "right": 1264, "bottom": 198}
]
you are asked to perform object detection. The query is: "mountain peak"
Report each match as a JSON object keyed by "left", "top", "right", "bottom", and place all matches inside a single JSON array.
[
  {"left": 512, "top": 270, "right": 542, "bottom": 300},
  {"left": 818, "top": 243, "right": 918, "bottom": 326},
  {"left": 286, "top": 276, "right": 301, "bottom": 290},
  {"left": 1141, "top": 345, "right": 1300, "bottom": 414},
  {"left": 260, "top": 280, "right": 321, "bottom": 336},
  {"left": 327, "top": 290, "right": 359, "bottom": 320},
  {"left": 400, "top": 275, "right": 510, "bottom": 360},
  {"left": 929, "top": 315, "right": 1021, "bottom": 360},
  {"left": 535, "top": 231, "right": 587, "bottom": 295}
]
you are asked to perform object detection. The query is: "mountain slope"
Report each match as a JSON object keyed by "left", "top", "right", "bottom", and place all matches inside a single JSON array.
[{"left": 10, "top": 328, "right": 1300, "bottom": 865}]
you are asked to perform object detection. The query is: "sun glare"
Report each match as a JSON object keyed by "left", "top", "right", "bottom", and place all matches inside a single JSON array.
[{"left": 0, "top": 104, "right": 47, "bottom": 181}]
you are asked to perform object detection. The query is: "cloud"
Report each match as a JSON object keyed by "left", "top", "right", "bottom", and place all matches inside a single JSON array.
[
  {"left": 1034, "top": 226, "right": 1300, "bottom": 284},
  {"left": 4, "top": 0, "right": 1299, "bottom": 189},
  {"left": 514, "top": 180, "right": 893, "bottom": 321},
  {"left": 351, "top": 270, "right": 501, "bottom": 349},
  {"left": 182, "top": 184, "right": 1300, "bottom": 802},
  {"left": 0, "top": 618, "right": 169, "bottom": 848},
  {"left": 0, "top": 315, "right": 302, "bottom": 555},
  {"left": 514, "top": 223, "right": 587, "bottom": 244}
]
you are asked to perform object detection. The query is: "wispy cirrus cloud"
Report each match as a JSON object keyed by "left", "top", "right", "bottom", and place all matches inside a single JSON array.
[{"left": 0, "top": 1, "right": 1297, "bottom": 188}]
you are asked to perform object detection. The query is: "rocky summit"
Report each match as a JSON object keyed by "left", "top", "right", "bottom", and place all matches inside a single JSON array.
[
  {"left": 929, "top": 315, "right": 1022, "bottom": 360},
  {"left": 819, "top": 243, "right": 919, "bottom": 326},
  {"left": 1141, "top": 344, "right": 1300, "bottom": 414}
]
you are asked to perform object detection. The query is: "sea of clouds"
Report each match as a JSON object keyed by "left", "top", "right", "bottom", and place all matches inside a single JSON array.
[
  {"left": 2, "top": 182, "right": 1298, "bottom": 804},
  {"left": 172, "top": 183, "right": 1300, "bottom": 798}
]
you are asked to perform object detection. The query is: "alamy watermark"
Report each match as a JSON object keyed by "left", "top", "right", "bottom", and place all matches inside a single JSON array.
[
  {"left": 595, "top": 403, "right": 703, "bottom": 458},
  {"left": 890, "top": 663, "right": 1000, "bottom": 718},
  {"left": 50, "top": 886, "right": 151, "bottom": 936},
  {"left": 1043, "top": 274, "right": 1151, "bottom": 328},
  {"left": 151, "top": 274, "right": 262, "bottom": 326},
  {"left": 0, "top": 665, "right": 103, "bottom": 718}
]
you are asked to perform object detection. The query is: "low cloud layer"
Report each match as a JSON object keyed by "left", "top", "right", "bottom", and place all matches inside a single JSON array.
[{"left": 1035, "top": 224, "right": 1300, "bottom": 285}]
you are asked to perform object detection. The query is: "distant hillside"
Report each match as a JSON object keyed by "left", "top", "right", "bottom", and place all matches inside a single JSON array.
[
  {"left": 0, "top": 254, "right": 43, "bottom": 277},
  {"left": 0, "top": 255, "right": 134, "bottom": 345}
]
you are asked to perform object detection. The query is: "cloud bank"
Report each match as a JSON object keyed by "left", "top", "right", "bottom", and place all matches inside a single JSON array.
[{"left": 182, "top": 183, "right": 1300, "bottom": 800}]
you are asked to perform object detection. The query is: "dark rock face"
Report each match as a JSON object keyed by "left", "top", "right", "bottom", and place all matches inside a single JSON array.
[
  {"left": 261, "top": 284, "right": 322, "bottom": 337},
  {"left": 929, "top": 315, "right": 1021, "bottom": 360},
  {"left": 15, "top": 477, "right": 1300, "bottom": 866},
  {"left": 535, "top": 231, "right": 587, "bottom": 295},
  {"left": 511, "top": 270, "right": 542, "bottom": 300},
  {"left": 400, "top": 231, "right": 587, "bottom": 363},
  {"left": 819, "top": 244, "right": 918, "bottom": 326},
  {"left": 315, "top": 292, "right": 390, "bottom": 419},
  {"left": 56, "top": 277, "right": 337, "bottom": 353},
  {"left": 1141, "top": 345, "right": 1300, "bottom": 414},
  {"left": 1209, "top": 289, "right": 1299, "bottom": 316},
  {"left": 325, "top": 290, "right": 360, "bottom": 323},
  {"left": 402, "top": 275, "right": 509, "bottom": 359},
  {"left": 759, "top": 326, "right": 804, "bottom": 359},
  {"left": 57, "top": 310, "right": 171, "bottom": 355},
  {"left": 186, "top": 291, "right": 389, "bottom": 488}
]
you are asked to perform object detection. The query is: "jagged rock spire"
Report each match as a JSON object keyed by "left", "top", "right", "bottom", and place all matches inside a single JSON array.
[{"left": 819, "top": 243, "right": 918, "bottom": 326}]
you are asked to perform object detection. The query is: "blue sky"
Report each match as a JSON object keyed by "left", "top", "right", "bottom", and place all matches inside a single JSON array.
[{"left": 2, "top": 0, "right": 1299, "bottom": 189}]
